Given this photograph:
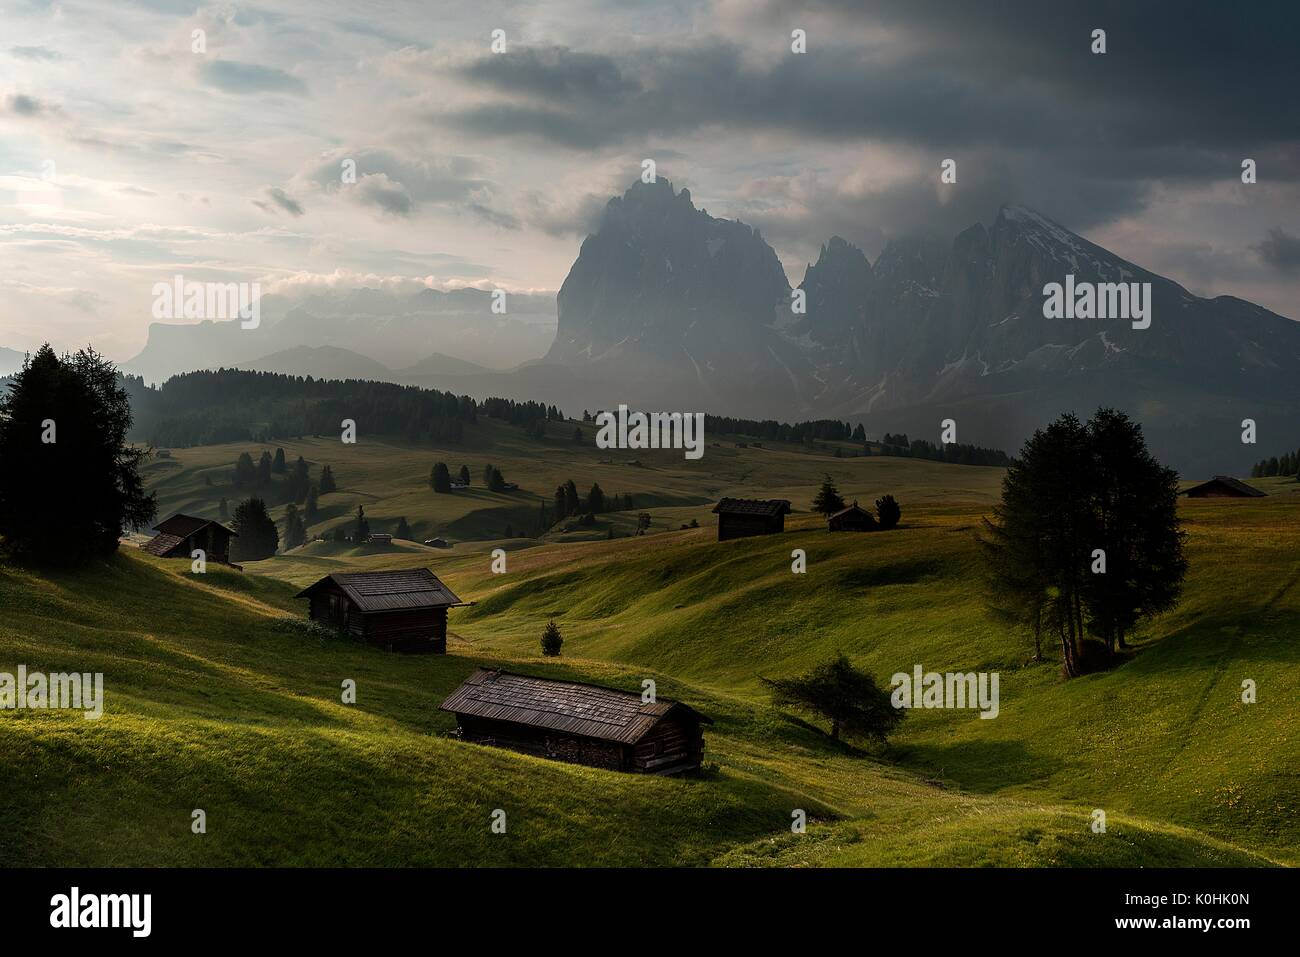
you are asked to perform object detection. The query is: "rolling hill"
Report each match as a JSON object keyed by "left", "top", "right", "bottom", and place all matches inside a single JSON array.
[
  {"left": 0, "top": 543, "right": 1279, "bottom": 867},
  {"left": 61, "top": 426, "right": 1292, "bottom": 865}
]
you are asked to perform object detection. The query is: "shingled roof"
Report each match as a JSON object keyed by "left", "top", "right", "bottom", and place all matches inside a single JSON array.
[
  {"left": 440, "top": 669, "right": 712, "bottom": 745},
  {"left": 1183, "top": 475, "right": 1267, "bottom": 497},
  {"left": 153, "top": 514, "right": 236, "bottom": 538},
  {"left": 830, "top": 500, "right": 873, "bottom": 519},
  {"left": 711, "top": 497, "right": 792, "bottom": 516},
  {"left": 140, "top": 532, "right": 187, "bottom": 556},
  {"left": 295, "top": 567, "right": 462, "bottom": 612}
]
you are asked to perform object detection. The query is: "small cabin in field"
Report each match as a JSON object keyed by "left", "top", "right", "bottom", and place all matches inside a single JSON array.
[
  {"left": 367, "top": 533, "right": 392, "bottom": 545},
  {"left": 829, "top": 500, "right": 876, "bottom": 532},
  {"left": 1182, "top": 476, "right": 1266, "bottom": 498},
  {"left": 141, "top": 514, "right": 236, "bottom": 565},
  {"left": 296, "top": 568, "right": 465, "bottom": 653},
  {"left": 712, "top": 497, "right": 792, "bottom": 541},
  {"left": 441, "top": 669, "right": 712, "bottom": 774}
]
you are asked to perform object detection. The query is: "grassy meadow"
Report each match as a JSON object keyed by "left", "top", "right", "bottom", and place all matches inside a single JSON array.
[{"left": 2, "top": 421, "right": 1297, "bottom": 866}]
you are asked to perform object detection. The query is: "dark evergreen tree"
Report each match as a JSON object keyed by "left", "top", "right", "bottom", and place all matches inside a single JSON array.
[
  {"left": 282, "top": 504, "right": 306, "bottom": 550},
  {"left": 554, "top": 485, "right": 568, "bottom": 520},
  {"left": 875, "top": 494, "right": 901, "bottom": 530},
  {"left": 0, "top": 345, "right": 156, "bottom": 565},
  {"left": 354, "top": 505, "right": 370, "bottom": 543},
  {"left": 812, "top": 474, "right": 846, "bottom": 515},
  {"left": 272, "top": 447, "right": 287, "bottom": 473},
  {"left": 431, "top": 462, "right": 452, "bottom": 493},
  {"left": 319, "top": 465, "right": 336, "bottom": 493},
  {"left": 233, "top": 452, "right": 257, "bottom": 487},
  {"left": 587, "top": 483, "right": 606, "bottom": 513},
  {"left": 395, "top": 516, "right": 412, "bottom": 540},
  {"left": 305, "top": 485, "right": 319, "bottom": 519},
  {"left": 459, "top": 465, "right": 470, "bottom": 486},
  {"left": 230, "top": 497, "right": 278, "bottom": 561},
  {"left": 292, "top": 456, "right": 309, "bottom": 499},
  {"left": 1080, "top": 409, "right": 1187, "bottom": 654},
  {"left": 256, "top": 450, "right": 273, "bottom": 486},
  {"left": 563, "top": 479, "right": 580, "bottom": 516},
  {"left": 540, "top": 620, "right": 563, "bottom": 657}
]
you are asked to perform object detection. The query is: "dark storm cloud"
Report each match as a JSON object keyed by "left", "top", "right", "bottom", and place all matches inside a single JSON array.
[
  {"left": 440, "top": 3, "right": 1298, "bottom": 236},
  {"left": 1254, "top": 228, "right": 1300, "bottom": 273}
]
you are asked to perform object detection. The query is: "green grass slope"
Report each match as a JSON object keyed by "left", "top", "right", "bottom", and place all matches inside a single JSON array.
[
  {"left": 0, "top": 548, "right": 1271, "bottom": 867},
  {"left": 290, "top": 494, "right": 1297, "bottom": 865}
]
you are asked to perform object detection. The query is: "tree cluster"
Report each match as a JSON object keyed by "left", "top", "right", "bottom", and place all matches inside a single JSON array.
[{"left": 979, "top": 409, "right": 1186, "bottom": 677}]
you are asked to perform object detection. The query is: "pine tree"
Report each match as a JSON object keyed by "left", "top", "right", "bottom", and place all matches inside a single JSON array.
[
  {"left": 587, "top": 482, "right": 606, "bottom": 513},
  {"left": 305, "top": 485, "right": 319, "bottom": 519},
  {"left": 282, "top": 504, "right": 306, "bottom": 550},
  {"left": 554, "top": 485, "right": 568, "bottom": 520},
  {"left": 812, "top": 474, "right": 846, "bottom": 515},
  {"left": 319, "top": 465, "right": 336, "bottom": 494},
  {"left": 288, "top": 456, "right": 309, "bottom": 502},
  {"left": 272, "top": 447, "right": 287, "bottom": 473},
  {"left": 395, "top": 516, "right": 411, "bottom": 540},
  {"left": 563, "top": 479, "right": 580, "bottom": 516},
  {"left": 354, "top": 505, "right": 370, "bottom": 543},
  {"left": 0, "top": 345, "right": 155, "bottom": 565},
  {"left": 875, "top": 494, "right": 901, "bottom": 530},
  {"left": 230, "top": 498, "right": 278, "bottom": 561},
  {"left": 233, "top": 452, "right": 257, "bottom": 487},
  {"left": 540, "top": 620, "right": 563, "bottom": 657},
  {"left": 257, "top": 451, "right": 273, "bottom": 486},
  {"left": 431, "top": 462, "right": 452, "bottom": 493},
  {"left": 459, "top": 465, "right": 470, "bottom": 486}
]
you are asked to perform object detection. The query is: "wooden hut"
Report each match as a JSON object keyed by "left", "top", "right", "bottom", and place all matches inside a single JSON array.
[
  {"left": 296, "top": 568, "right": 465, "bottom": 653},
  {"left": 367, "top": 533, "right": 393, "bottom": 545},
  {"left": 828, "top": 500, "right": 876, "bottom": 531},
  {"left": 712, "top": 497, "right": 792, "bottom": 541},
  {"left": 1182, "top": 476, "right": 1266, "bottom": 498},
  {"left": 141, "top": 514, "right": 236, "bottom": 565},
  {"left": 440, "top": 669, "right": 712, "bottom": 775}
]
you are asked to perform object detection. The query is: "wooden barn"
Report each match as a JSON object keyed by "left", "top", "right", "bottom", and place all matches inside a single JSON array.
[
  {"left": 440, "top": 669, "right": 712, "bottom": 775},
  {"left": 829, "top": 500, "right": 877, "bottom": 532},
  {"left": 296, "top": 568, "right": 466, "bottom": 653},
  {"left": 712, "top": 497, "right": 792, "bottom": 541},
  {"left": 1182, "top": 476, "right": 1267, "bottom": 498},
  {"left": 141, "top": 514, "right": 237, "bottom": 565}
]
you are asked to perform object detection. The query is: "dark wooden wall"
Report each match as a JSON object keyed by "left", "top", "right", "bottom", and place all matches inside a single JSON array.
[
  {"left": 718, "top": 513, "right": 784, "bottom": 541},
  {"left": 452, "top": 713, "right": 704, "bottom": 774},
  {"left": 631, "top": 713, "right": 704, "bottom": 772},
  {"left": 829, "top": 513, "right": 874, "bottom": 531},
  {"left": 455, "top": 715, "right": 625, "bottom": 770},
  {"left": 306, "top": 587, "right": 447, "bottom": 653}
]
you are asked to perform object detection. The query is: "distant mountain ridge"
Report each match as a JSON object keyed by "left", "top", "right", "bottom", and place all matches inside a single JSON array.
[
  {"left": 122, "top": 286, "right": 556, "bottom": 386},
  {"left": 535, "top": 179, "right": 1300, "bottom": 474}
]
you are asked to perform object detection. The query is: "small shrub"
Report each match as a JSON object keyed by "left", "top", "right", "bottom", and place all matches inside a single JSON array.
[{"left": 540, "top": 620, "right": 563, "bottom": 657}]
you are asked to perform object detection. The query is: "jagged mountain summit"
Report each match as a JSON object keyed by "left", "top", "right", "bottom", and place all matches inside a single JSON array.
[
  {"left": 547, "top": 177, "right": 802, "bottom": 409},
  {"left": 545, "top": 181, "right": 1300, "bottom": 474}
]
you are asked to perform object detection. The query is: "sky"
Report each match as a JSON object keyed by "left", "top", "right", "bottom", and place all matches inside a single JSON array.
[{"left": 1, "top": 0, "right": 1296, "bottom": 361}]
